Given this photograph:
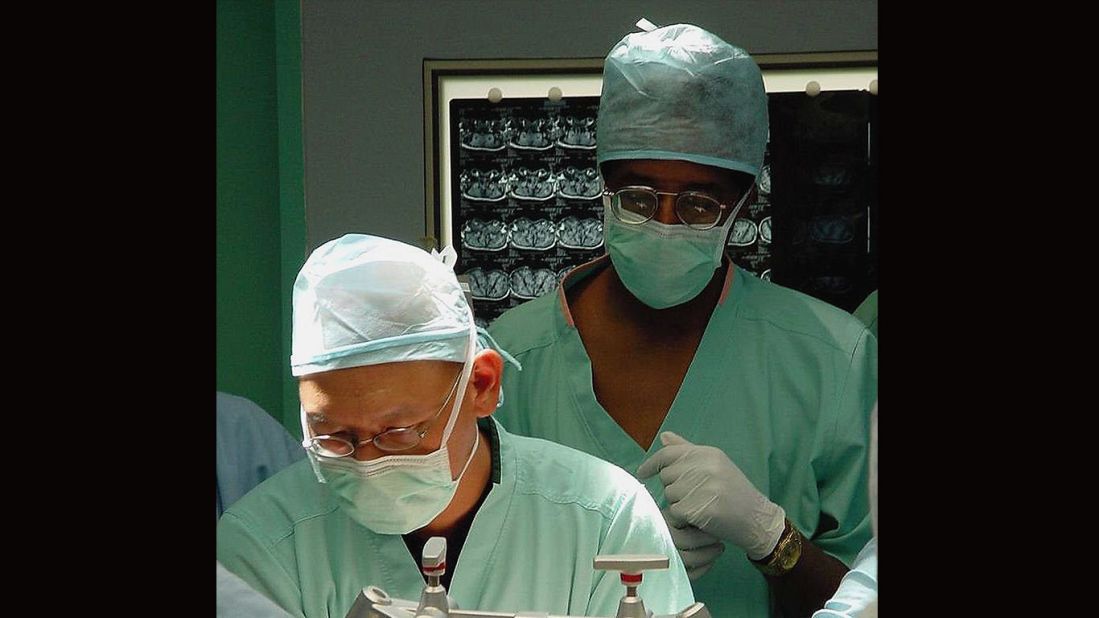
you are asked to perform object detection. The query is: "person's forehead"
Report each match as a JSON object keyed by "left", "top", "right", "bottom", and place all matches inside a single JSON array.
[
  {"left": 299, "top": 361, "right": 457, "bottom": 419},
  {"left": 603, "top": 158, "right": 740, "bottom": 190}
]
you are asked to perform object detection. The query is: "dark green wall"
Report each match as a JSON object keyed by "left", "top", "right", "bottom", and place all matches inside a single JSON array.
[{"left": 217, "top": 0, "right": 305, "bottom": 437}]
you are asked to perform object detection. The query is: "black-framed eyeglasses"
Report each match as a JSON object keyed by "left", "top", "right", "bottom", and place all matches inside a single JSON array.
[
  {"left": 304, "top": 369, "right": 464, "bottom": 458},
  {"left": 602, "top": 185, "right": 751, "bottom": 230}
]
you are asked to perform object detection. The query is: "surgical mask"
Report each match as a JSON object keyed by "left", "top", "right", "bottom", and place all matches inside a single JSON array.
[
  {"left": 304, "top": 324, "right": 480, "bottom": 534},
  {"left": 604, "top": 204, "right": 741, "bottom": 309}
]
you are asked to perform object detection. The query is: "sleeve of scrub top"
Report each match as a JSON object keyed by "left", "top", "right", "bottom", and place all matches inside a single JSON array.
[
  {"left": 810, "top": 538, "right": 878, "bottom": 618},
  {"left": 217, "top": 512, "right": 305, "bottom": 618},
  {"left": 586, "top": 482, "right": 696, "bottom": 616},
  {"left": 218, "top": 560, "right": 296, "bottom": 618},
  {"left": 852, "top": 290, "right": 878, "bottom": 338},
  {"left": 813, "top": 328, "right": 878, "bottom": 565}
]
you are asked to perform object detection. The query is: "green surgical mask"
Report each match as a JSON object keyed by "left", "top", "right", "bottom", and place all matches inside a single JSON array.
[{"left": 604, "top": 204, "right": 741, "bottom": 309}]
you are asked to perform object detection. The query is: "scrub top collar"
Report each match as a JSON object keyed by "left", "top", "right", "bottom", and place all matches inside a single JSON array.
[
  {"left": 546, "top": 252, "right": 750, "bottom": 482},
  {"left": 556, "top": 253, "right": 739, "bottom": 328}
]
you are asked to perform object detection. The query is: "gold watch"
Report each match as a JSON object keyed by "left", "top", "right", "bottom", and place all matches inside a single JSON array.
[{"left": 750, "top": 518, "right": 802, "bottom": 577}]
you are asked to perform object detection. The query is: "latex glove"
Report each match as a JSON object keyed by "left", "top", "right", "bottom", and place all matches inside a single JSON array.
[
  {"left": 637, "top": 431, "right": 785, "bottom": 560},
  {"left": 662, "top": 507, "right": 725, "bottom": 580}
]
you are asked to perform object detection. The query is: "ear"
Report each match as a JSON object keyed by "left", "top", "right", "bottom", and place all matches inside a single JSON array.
[{"left": 469, "top": 349, "right": 503, "bottom": 419}]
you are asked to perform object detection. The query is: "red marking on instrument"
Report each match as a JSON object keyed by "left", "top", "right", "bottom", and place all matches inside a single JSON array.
[{"left": 620, "top": 572, "right": 643, "bottom": 585}]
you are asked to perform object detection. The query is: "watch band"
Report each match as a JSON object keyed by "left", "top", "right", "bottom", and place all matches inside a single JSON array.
[{"left": 750, "top": 518, "right": 803, "bottom": 577}]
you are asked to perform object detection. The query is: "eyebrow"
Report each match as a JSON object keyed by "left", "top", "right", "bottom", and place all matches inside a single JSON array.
[
  {"left": 616, "top": 174, "right": 726, "bottom": 195},
  {"left": 305, "top": 405, "right": 417, "bottom": 430}
]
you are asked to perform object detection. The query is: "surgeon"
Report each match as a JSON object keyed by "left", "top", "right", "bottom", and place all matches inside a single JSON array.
[
  {"left": 216, "top": 234, "right": 694, "bottom": 618},
  {"left": 488, "top": 22, "right": 878, "bottom": 618}
]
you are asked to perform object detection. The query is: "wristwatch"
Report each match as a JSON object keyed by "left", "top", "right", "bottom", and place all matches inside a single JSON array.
[{"left": 750, "top": 518, "right": 803, "bottom": 577}]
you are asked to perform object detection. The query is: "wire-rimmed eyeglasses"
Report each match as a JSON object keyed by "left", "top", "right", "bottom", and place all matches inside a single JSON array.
[
  {"left": 602, "top": 185, "right": 752, "bottom": 230},
  {"left": 303, "top": 369, "right": 464, "bottom": 457}
]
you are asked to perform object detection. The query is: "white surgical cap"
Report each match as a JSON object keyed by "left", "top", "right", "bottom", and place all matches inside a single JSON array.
[
  {"left": 596, "top": 23, "right": 769, "bottom": 178},
  {"left": 290, "top": 234, "right": 474, "bottom": 377}
]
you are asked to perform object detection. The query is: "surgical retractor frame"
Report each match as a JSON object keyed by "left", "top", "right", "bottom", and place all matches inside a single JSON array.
[{"left": 344, "top": 536, "right": 711, "bottom": 618}]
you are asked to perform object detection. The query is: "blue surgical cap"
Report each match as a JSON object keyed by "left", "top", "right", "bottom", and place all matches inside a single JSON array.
[
  {"left": 290, "top": 234, "right": 475, "bottom": 377},
  {"left": 596, "top": 23, "right": 769, "bottom": 178}
]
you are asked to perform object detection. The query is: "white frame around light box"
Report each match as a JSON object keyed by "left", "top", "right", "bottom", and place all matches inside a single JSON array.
[{"left": 423, "top": 52, "right": 877, "bottom": 249}]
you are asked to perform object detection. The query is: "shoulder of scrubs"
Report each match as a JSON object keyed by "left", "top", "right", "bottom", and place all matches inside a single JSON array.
[
  {"left": 810, "top": 537, "right": 878, "bottom": 618},
  {"left": 503, "top": 418, "right": 649, "bottom": 513},
  {"left": 486, "top": 288, "right": 562, "bottom": 357},
  {"left": 497, "top": 421, "right": 695, "bottom": 614},
  {"left": 734, "top": 268, "right": 873, "bottom": 354},
  {"left": 852, "top": 290, "right": 878, "bottom": 337},
  {"left": 218, "top": 561, "right": 296, "bottom": 618},
  {"left": 217, "top": 392, "right": 305, "bottom": 518},
  {"left": 217, "top": 458, "right": 333, "bottom": 616}
]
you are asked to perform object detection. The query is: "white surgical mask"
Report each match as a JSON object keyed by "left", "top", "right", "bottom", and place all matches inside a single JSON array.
[{"left": 302, "top": 324, "right": 481, "bottom": 534}]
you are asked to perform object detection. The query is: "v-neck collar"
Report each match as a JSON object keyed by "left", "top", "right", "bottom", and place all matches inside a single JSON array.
[{"left": 551, "top": 255, "right": 748, "bottom": 495}]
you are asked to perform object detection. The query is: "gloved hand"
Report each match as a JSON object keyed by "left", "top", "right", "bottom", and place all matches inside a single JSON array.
[
  {"left": 662, "top": 507, "right": 725, "bottom": 580},
  {"left": 637, "top": 431, "right": 785, "bottom": 561}
]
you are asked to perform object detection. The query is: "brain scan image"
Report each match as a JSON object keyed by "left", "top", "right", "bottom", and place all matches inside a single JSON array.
[
  {"left": 811, "top": 158, "right": 855, "bottom": 188},
  {"left": 507, "top": 117, "right": 555, "bottom": 151},
  {"left": 557, "top": 167, "right": 602, "bottom": 199},
  {"left": 758, "top": 216, "right": 772, "bottom": 244},
  {"left": 557, "top": 116, "right": 597, "bottom": 149},
  {"left": 466, "top": 267, "right": 510, "bottom": 301},
  {"left": 808, "top": 275, "right": 853, "bottom": 295},
  {"left": 508, "top": 167, "right": 556, "bottom": 201},
  {"left": 557, "top": 216, "right": 603, "bottom": 249},
  {"left": 727, "top": 218, "right": 759, "bottom": 247},
  {"left": 459, "top": 119, "right": 506, "bottom": 152},
  {"left": 757, "top": 163, "right": 772, "bottom": 197},
  {"left": 509, "top": 266, "right": 558, "bottom": 299},
  {"left": 808, "top": 215, "right": 855, "bottom": 244},
  {"left": 461, "top": 218, "right": 509, "bottom": 251},
  {"left": 509, "top": 217, "right": 556, "bottom": 250},
  {"left": 460, "top": 169, "right": 508, "bottom": 202}
]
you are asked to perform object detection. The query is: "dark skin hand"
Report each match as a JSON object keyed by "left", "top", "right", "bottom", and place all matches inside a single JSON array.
[{"left": 764, "top": 531, "right": 849, "bottom": 618}]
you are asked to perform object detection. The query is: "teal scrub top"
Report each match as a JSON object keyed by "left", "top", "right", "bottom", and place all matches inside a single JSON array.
[
  {"left": 488, "top": 257, "right": 878, "bottom": 618},
  {"left": 217, "top": 418, "right": 694, "bottom": 618},
  {"left": 852, "top": 290, "right": 878, "bottom": 338}
]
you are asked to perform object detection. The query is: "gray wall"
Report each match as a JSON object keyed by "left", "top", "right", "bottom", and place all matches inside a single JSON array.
[{"left": 301, "top": 0, "right": 877, "bottom": 251}]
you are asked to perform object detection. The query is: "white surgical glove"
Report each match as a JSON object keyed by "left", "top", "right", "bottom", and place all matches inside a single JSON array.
[
  {"left": 662, "top": 507, "right": 725, "bottom": 580},
  {"left": 637, "top": 431, "right": 785, "bottom": 561}
]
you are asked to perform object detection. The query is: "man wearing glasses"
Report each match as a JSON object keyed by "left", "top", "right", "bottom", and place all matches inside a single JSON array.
[
  {"left": 216, "top": 234, "right": 693, "bottom": 618},
  {"left": 488, "top": 23, "right": 878, "bottom": 618}
]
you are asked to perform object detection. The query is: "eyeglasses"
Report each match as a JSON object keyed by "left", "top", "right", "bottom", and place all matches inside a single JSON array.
[
  {"left": 602, "top": 185, "right": 751, "bottom": 230},
  {"left": 304, "top": 369, "right": 464, "bottom": 458}
]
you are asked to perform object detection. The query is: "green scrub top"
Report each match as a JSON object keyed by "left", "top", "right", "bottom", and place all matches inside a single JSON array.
[
  {"left": 852, "top": 290, "right": 878, "bottom": 337},
  {"left": 217, "top": 418, "right": 694, "bottom": 618},
  {"left": 488, "top": 258, "right": 878, "bottom": 618}
]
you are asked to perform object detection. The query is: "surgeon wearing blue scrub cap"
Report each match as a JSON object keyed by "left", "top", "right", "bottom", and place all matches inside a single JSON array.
[{"left": 489, "top": 22, "right": 878, "bottom": 618}]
